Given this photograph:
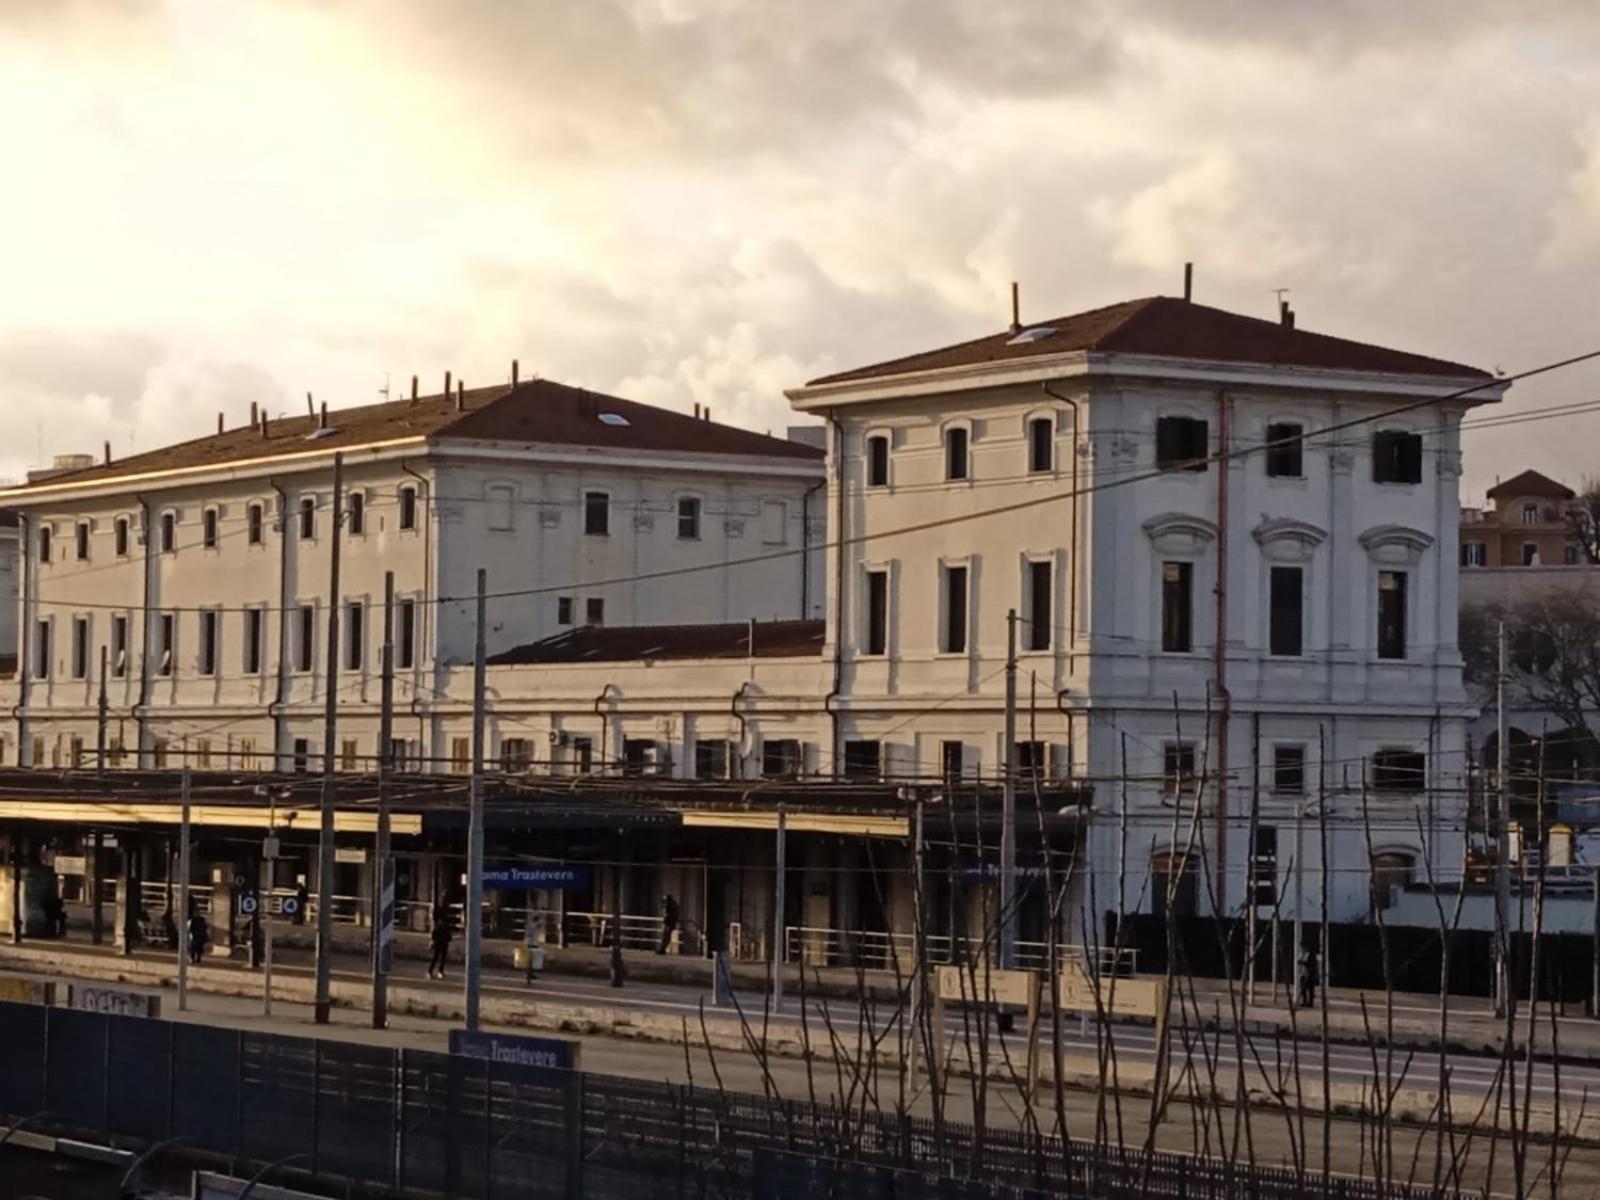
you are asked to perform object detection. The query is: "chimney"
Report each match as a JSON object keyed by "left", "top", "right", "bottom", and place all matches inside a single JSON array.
[
  {"left": 319, "top": 401, "right": 328, "bottom": 429},
  {"left": 410, "top": 375, "right": 418, "bottom": 404},
  {"left": 261, "top": 413, "right": 270, "bottom": 439},
  {"left": 250, "top": 400, "right": 259, "bottom": 428},
  {"left": 216, "top": 412, "right": 224, "bottom": 435},
  {"left": 444, "top": 370, "right": 452, "bottom": 399},
  {"left": 511, "top": 359, "right": 520, "bottom": 387},
  {"left": 704, "top": 407, "right": 712, "bottom": 422},
  {"left": 305, "top": 392, "right": 315, "bottom": 419},
  {"left": 1183, "top": 262, "right": 1193, "bottom": 302},
  {"left": 693, "top": 402, "right": 701, "bottom": 420},
  {"left": 1280, "top": 300, "right": 1295, "bottom": 330},
  {"left": 103, "top": 440, "right": 111, "bottom": 465},
  {"left": 1010, "top": 281, "right": 1021, "bottom": 333},
  {"left": 456, "top": 380, "right": 465, "bottom": 412}
]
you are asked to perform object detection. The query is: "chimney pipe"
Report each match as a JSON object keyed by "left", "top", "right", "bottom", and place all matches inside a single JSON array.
[
  {"left": 693, "top": 402, "right": 701, "bottom": 420},
  {"left": 1280, "top": 300, "right": 1295, "bottom": 330},
  {"left": 305, "top": 392, "right": 315, "bottom": 419},
  {"left": 444, "top": 370, "right": 452, "bottom": 399},
  {"left": 410, "top": 375, "right": 418, "bottom": 404},
  {"left": 1010, "top": 281, "right": 1020, "bottom": 333},
  {"left": 103, "top": 440, "right": 111, "bottom": 465},
  {"left": 217, "top": 412, "right": 224, "bottom": 435},
  {"left": 456, "top": 381, "right": 464, "bottom": 412},
  {"left": 512, "top": 359, "right": 520, "bottom": 387},
  {"left": 1183, "top": 262, "right": 1193, "bottom": 302},
  {"left": 261, "top": 413, "right": 270, "bottom": 439},
  {"left": 250, "top": 400, "right": 259, "bottom": 428},
  {"left": 319, "top": 401, "right": 328, "bottom": 429},
  {"left": 704, "top": 407, "right": 711, "bottom": 422}
]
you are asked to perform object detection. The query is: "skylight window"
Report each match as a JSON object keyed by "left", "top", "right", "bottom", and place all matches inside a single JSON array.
[
  {"left": 598, "top": 412, "right": 630, "bottom": 426},
  {"left": 1005, "top": 326, "right": 1058, "bottom": 345}
]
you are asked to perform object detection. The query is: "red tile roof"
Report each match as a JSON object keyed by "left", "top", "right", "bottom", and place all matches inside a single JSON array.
[
  {"left": 12, "top": 379, "right": 820, "bottom": 492},
  {"left": 488, "top": 619, "right": 825, "bottom": 665},
  {"left": 808, "top": 297, "right": 1492, "bottom": 386},
  {"left": 1486, "top": 469, "right": 1575, "bottom": 501}
]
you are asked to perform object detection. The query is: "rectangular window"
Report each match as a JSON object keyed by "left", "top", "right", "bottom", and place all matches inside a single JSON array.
[
  {"left": 1460, "top": 542, "right": 1486, "bottom": 568},
  {"left": 843, "top": 739, "right": 881, "bottom": 779},
  {"left": 1377, "top": 571, "right": 1407, "bottom": 660},
  {"left": 1521, "top": 542, "right": 1538, "bottom": 566},
  {"left": 157, "top": 613, "right": 176, "bottom": 676},
  {"left": 944, "top": 427, "right": 969, "bottom": 481},
  {"left": 299, "top": 497, "right": 315, "bottom": 539},
  {"left": 940, "top": 740, "right": 964, "bottom": 787},
  {"left": 451, "top": 736, "right": 471, "bottom": 774},
  {"left": 198, "top": 739, "right": 217, "bottom": 770},
  {"left": 161, "top": 511, "right": 176, "bottom": 552},
  {"left": 866, "top": 434, "right": 890, "bottom": 487},
  {"left": 1522, "top": 503, "right": 1540, "bottom": 525},
  {"left": 1372, "top": 749, "right": 1426, "bottom": 793},
  {"left": 585, "top": 598, "right": 605, "bottom": 627},
  {"left": 202, "top": 508, "right": 218, "bottom": 549},
  {"left": 244, "top": 608, "right": 264, "bottom": 675},
  {"left": 71, "top": 616, "right": 89, "bottom": 680},
  {"left": 247, "top": 503, "right": 263, "bottom": 545},
  {"left": 340, "top": 739, "right": 359, "bottom": 772},
  {"left": 70, "top": 736, "right": 85, "bottom": 768},
  {"left": 762, "top": 739, "right": 802, "bottom": 778},
  {"left": 199, "top": 610, "right": 218, "bottom": 676},
  {"left": 238, "top": 737, "right": 257, "bottom": 771},
  {"left": 75, "top": 521, "right": 90, "bottom": 560},
  {"left": 1161, "top": 561, "right": 1193, "bottom": 653},
  {"left": 1268, "top": 566, "right": 1303, "bottom": 657},
  {"left": 398, "top": 599, "right": 416, "bottom": 669},
  {"left": 695, "top": 739, "right": 731, "bottom": 779},
  {"left": 152, "top": 739, "right": 169, "bottom": 770},
  {"left": 349, "top": 491, "right": 366, "bottom": 535},
  {"left": 761, "top": 499, "right": 787, "bottom": 545},
  {"left": 1265, "top": 422, "right": 1304, "bottom": 478},
  {"left": 35, "top": 619, "right": 50, "bottom": 677},
  {"left": 1028, "top": 417, "right": 1053, "bottom": 473},
  {"left": 345, "top": 601, "right": 363, "bottom": 670},
  {"left": 111, "top": 614, "right": 128, "bottom": 678},
  {"left": 486, "top": 484, "right": 513, "bottom": 531},
  {"left": 1026, "top": 560, "right": 1052, "bottom": 652},
  {"left": 942, "top": 564, "right": 967, "bottom": 654},
  {"left": 1015, "top": 740, "right": 1046, "bottom": 784},
  {"left": 1155, "top": 416, "right": 1208, "bottom": 471},
  {"left": 677, "top": 496, "right": 701, "bottom": 540},
  {"left": 293, "top": 738, "right": 310, "bottom": 773},
  {"left": 502, "top": 738, "right": 533, "bottom": 771},
  {"left": 399, "top": 486, "right": 418, "bottom": 531},
  {"left": 1272, "top": 745, "right": 1306, "bottom": 795},
  {"left": 39, "top": 525, "right": 53, "bottom": 563},
  {"left": 865, "top": 569, "right": 888, "bottom": 655},
  {"left": 1251, "top": 827, "right": 1279, "bottom": 908},
  {"left": 296, "top": 605, "right": 314, "bottom": 672},
  {"left": 1163, "top": 742, "right": 1197, "bottom": 798},
  {"left": 623, "top": 738, "right": 660, "bottom": 776},
  {"left": 1567, "top": 544, "right": 1583, "bottom": 565},
  {"left": 557, "top": 597, "right": 574, "bottom": 626},
  {"left": 115, "top": 517, "right": 130, "bottom": 557},
  {"left": 571, "top": 737, "right": 594, "bottom": 774},
  {"left": 1372, "top": 430, "right": 1423, "bottom": 485},
  {"left": 584, "top": 491, "right": 609, "bottom": 536}
]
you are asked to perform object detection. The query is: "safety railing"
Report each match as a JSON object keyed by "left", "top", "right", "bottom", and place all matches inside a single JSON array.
[{"left": 784, "top": 926, "right": 1137, "bottom": 976}]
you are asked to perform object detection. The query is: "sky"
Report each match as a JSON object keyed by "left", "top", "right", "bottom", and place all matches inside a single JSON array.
[{"left": 2, "top": 1, "right": 1599, "bottom": 501}]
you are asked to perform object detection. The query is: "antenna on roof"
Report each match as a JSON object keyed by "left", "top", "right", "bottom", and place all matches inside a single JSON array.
[
  {"left": 1010, "top": 281, "right": 1021, "bottom": 333},
  {"left": 379, "top": 373, "right": 390, "bottom": 402},
  {"left": 1183, "top": 262, "right": 1193, "bottom": 302}
]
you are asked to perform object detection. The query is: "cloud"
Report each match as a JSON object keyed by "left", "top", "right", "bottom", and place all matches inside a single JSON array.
[{"left": 1543, "top": 121, "right": 1600, "bottom": 265}]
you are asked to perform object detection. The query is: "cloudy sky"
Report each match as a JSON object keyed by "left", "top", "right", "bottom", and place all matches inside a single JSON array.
[{"left": 2, "top": 1, "right": 1599, "bottom": 499}]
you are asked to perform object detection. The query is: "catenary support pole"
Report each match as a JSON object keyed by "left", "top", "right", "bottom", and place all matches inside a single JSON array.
[
  {"left": 96, "top": 645, "right": 108, "bottom": 772},
  {"left": 1001, "top": 609, "right": 1018, "bottom": 970},
  {"left": 772, "top": 801, "right": 787, "bottom": 1011},
  {"left": 464, "top": 568, "right": 487, "bottom": 1031},
  {"left": 177, "top": 766, "right": 192, "bottom": 1011},
  {"left": 373, "top": 571, "right": 396, "bottom": 1029},
  {"left": 1495, "top": 619, "right": 1511, "bottom": 1017},
  {"left": 313, "top": 452, "right": 344, "bottom": 1024}
]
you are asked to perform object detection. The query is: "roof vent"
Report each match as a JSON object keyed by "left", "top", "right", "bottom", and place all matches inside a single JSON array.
[
  {"left": 305, "top": 426, "right": 340, "bottom": 441},
  {"left": 598, "top": 412, "right": 630, "bottom": 427},
  {"left": 1005, "top": 326, "right": 1058, "bottom": 346}
]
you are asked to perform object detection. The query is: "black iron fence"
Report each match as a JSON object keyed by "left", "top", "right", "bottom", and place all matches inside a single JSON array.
[{"left": 0, "top": 1000, "right": 1459, "bottom": 1200}]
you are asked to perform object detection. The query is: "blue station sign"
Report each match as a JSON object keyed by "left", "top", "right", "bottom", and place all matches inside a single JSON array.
[
  {"left": 480, "top": 865, "right": 591, "bottom": 891},
  {"left": 449, "top": 1028, "right": 582, "bottom": 1071}
]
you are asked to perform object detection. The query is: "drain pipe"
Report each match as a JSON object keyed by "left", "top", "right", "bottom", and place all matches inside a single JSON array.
[
  {"left": 593, "top": 684, "right": 615, "bottom": 773},
  {"left": 1213, "top": 391, "right": 1233, "bottom": 907},
  {"left": 823, "top": 410, "right": 846, "bottom": 778},
  {"left": 731, "top": 680, "right": 751, "bottom": 781},
  {"left": 800, "top": 477, "right": 825, "bottom": 619},
  {"left": 135, "top": 494, "right": 155, "bottom": 767},
  {"left": 12, "top": 515, "right": 32, "bottom": 765},
  {"left": 267, "top": 479, "right": 292, "bottom": 770},
  {"left": 400, "top": 460, "right": 432, "bottom": 756},
  {"left": 1041, "top": 383, "right": 1081, "bottom": 653}
]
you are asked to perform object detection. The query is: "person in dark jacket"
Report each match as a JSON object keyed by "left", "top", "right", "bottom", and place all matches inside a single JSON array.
[
  {"left": 428, "top": 900, "right": 454, "bottom": 980},
  {"left": 187, "top": 909, "right": 208, "bottom": 965},
  {"left": 1297, "top": 945, "right": 1319, "bottom": 1009},
  {"left": 657, "top": 893, "right": 680, "bottom": 954}
]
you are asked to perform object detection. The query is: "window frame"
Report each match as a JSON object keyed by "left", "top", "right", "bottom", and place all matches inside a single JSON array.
[
  {"left": 943, "top": 423, "right": 970, "bottom": 482},
  {"left": 397, "top": 598, "right": 417, "bottom": 669},
  {"left": 398, "top": 485, "right": 418, "bottom": 531},
  {"left": 761, "top": 498, "right": 788, "bottom": 546},
  {"left": 298, "top": 496, "right": 316, "bottom": 540},
  {"left": 75, "top": 520, "right": 91, "bottom": 561},
  {"left": 1155, "top": 415, "right": 1209, "bottom": 473},
  {"left": 199, "top": 609, "right": 219, "bottom": 677},
  {"left": 1264, "top": 421, "right": 1305, "bottom": 479},
  {"left": 1160, "top": 560, "right": 1194, "bottom": 653},
  {"left": 843, "top": 739, "right": 882, "bottom": 780},
  {"left": 1376, "top": 570, "right": 1408, "bottom": 660},
  {"left": 1460, "top": 541, "right": 1486, "bottom": 568},
  {"left": 583, "top": 490, "right": 610, "bottom": 537},
  {"left": 201, "top": 507, "right": 219, "bottom": 550},
  {"left": 864, "top": 567, "right": 889, "bottom": 656},
  {"left": 1268, "top": 565, "right": 1304, "bottom": 657},
  {"left": 1024, "top": 557, "right": 1052, "bottom": 652},
  {"left": 557, "top": 596, "right": 574, "bottom": 626},
  {"left": 1372, "top": 429, "right": 1424, "bottom": 485},
  {"left": 158, "top": 612, "right": 176, "bottom": 677},
  {"left": 1163, "top": 742, "right": 1198, "bottom": 799},
  {"left": 296, "top": 604, "right": 315, "bottom": 673},
  {"left": 114, "top": 516, "right": 130, "bottom": 557},
  {"left": 246, "top": 502, "right": 264, "bottom": 546},
  {"left": 1521, "top": 542, "right": 1538, "bottom": 566},
  {"left": 1272, "top": 745, "right": 1306, "bottom": 796},
  {"left": 244, "top": 607, "right": 265, "bottom": 675},
  {"left": 38, "top": 524, "right": 52, "bottom": 564},
  {"left": 1027, "top": 415, "right": 1054, "bottom": 474},
  {"left": 71, "top": 615, "right": 90, "bottom": 680},
  {"left": 585, "top": 597, "right": 605, "bottom": 627},
  {"left": 345, "top": 600, "right": 364, "bottom": 671},
  {"left": 940, "top": 561, "right": 969, "bottom": 655},
  {"left": 865, "top": 432, "right": 891, "bottom": 488},
  {"left": 111, "top": 614, "right": 129, "bottom": 678},
  {"left": 161, "top": 511, "right": 177, "bottom": 553},
  {"left": 348, "top": 489, "right": 367, "bottom": 536},
  {"left": 1371, "top": 748, "right": 1426, "bottom": 793},
  {"left": 485, "top": 483, "right": 515, "bottom": 533},
  {"left": 676, "top": 495, "right": 702, "bottom": 541}
]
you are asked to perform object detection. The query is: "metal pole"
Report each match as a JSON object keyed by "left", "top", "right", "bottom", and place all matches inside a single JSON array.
[
  {"left": 1001, "top": 608, "right": 1018, "bottom": 970},
  {"left": 91, "top": 829, "right": 103, "bottom": 946},
  {"left": 1592, "top": 866, "right": 1599, "bottom": 1018},
  {"left": 1495, "top": 619, "right": 1511, "bottom": 1017},
  {"left": 313, "top": 452, "right": 344, "bottom": 1025},
  {"left": 772, "top": 801, "right": 787, "bottom": 1010},
  {"left": 177, "top": 766, "right": 192, "bottom": 1012},
  {"left": 909, "top": 794, "right": 924, "bottom": 1087},
  {"left": 1292, "top": 802, "right": 1305, "bottom": 1009},
  {"left": 373, "top": 571, "right": 395, "bottom": 1029},
  {"left": 96, "top": 645, "right": 108, "bottom": 772},
  {"left": 464, "top": 568, "right": 487, "bottom": 1031},
  {"left": 264, "top": 791, "right": 276, "bottom": 1018}
]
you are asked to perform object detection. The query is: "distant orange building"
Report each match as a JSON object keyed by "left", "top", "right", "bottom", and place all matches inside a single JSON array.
[{"left": 1459, "top": 469, "right": 1584, "bottom": 569}]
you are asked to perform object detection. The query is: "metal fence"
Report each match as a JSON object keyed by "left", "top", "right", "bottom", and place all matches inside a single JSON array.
[{"left": 0, "top": 1000, "right": 1459, "bottom": 1200}]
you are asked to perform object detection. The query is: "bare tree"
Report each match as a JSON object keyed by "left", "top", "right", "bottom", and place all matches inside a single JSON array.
[{"left": 1566, "top": 475, "right": 1600, "bottom": 564}]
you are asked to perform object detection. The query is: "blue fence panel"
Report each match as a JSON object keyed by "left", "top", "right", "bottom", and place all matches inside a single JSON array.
[
  {"left": 44, "top": 1006, "right": 108, "bottom": 1132},
  {"left": 0, "top": 1001, "right": 46, "bottom": 1118},
  {"left": 106, "top": 1010, "right": 174, "bottom": 1143},
  {"left": 171, "top": 1022, "right": 240, "bottom": 1154}
]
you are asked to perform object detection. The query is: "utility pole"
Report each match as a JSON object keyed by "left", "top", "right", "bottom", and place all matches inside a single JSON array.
[
  {"left": 96, "top": 645, "right": 108, "bottom": 772},
  {"left": 909, "top": 794, "right": 925, "bottom": 1088},
  {"left": 772, "top": 801, "right": 787, "bottom": 1011},
  {"left": 177, "top": 766, "right": 192, "bottom": 1012},
  {"left": 263, "top": 788, "right": 278, "bottom": 1018},
  {"left": 372, "top": 571, "right": 396, "bottom": 1029},
  {"left": 1495, "top": 620, "right": 1511, "bottom": 1018},
  {"left": 313, "top": 452, "right": 344, "bottom": 1025},
  {"left": 464, "top": 568, "right": 487, "bottom": 1031},
  {"left": 1000, "top": 609, "right": 1018, "bottom": 970}
]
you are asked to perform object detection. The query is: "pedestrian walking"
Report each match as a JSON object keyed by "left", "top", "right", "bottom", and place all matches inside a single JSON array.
[
  {"left": 1297, "top": 944, "right": 1319, "bottom": 1009},
  {"left": 657, "top": 893, "right": 680, "bottom": 954},
  {"left": 428, "top": 899, "right": 454, "bottom": 980},
  {"left": 187, "top": 908, "right": 208, "bottom": 965}
]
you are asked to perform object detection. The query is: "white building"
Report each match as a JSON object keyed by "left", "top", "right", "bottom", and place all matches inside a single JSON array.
[
  {"left": 0, "top": 510, "right": 18, "bottom": 669},
  {"left": 0, "top": 377, "right": 824, "bottom": 772}
]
